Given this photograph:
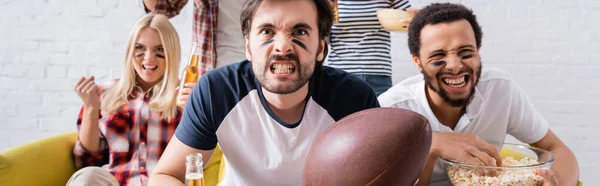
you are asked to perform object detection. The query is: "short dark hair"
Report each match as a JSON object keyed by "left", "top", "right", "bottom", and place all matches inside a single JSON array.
[
  {"left": 240, "top": 0, "right": 333, "bottom": 41},
  {"left": 408, "top": 3, "right": 483, "bottom": 57}
]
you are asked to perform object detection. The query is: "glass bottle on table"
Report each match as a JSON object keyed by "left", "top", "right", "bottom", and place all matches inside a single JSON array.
[{"left": 185, "top": 153, "right": 205, "bottom": 186}]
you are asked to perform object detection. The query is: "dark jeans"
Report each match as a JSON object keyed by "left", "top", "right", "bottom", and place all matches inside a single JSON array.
[{"left": 353, "top": 74, "right": 392, "bottom": 96}]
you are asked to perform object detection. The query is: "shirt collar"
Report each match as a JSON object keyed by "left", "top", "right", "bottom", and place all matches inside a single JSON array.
[
  {"left": 131, "top": 82, "right": 155, "bottom": 100},
  {"left": 416, "top": 82, "right": 484, "bottom": 132}
]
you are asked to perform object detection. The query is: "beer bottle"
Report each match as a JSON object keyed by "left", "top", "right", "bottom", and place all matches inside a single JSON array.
[
  {"left": 178, "top": 42, "right": 201, "bottom": 98},
  {"left": 185, "top": 153, "right": 205, "bottom": 186}
]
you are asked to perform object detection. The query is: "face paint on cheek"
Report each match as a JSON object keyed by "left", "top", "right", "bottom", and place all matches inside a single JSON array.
[
  {"left": 156, "top": 54, "right": 165, "bottom": 58},
  {"left": 292, "top": 39, "right": 307, "bottom": 51},
  {"left": 432, "top": 61, "right": 446, "bottom": 66},
  {"left": 261, "top": 39, "right": 274, "bottom": 48},
  {"left": 135, "top": 53, "right": 144, "bottom": 57}
]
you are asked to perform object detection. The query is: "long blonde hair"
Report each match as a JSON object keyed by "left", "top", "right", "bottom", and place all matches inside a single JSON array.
[{"left": 101, "top": 13, "right": 181, "bottom": 121}]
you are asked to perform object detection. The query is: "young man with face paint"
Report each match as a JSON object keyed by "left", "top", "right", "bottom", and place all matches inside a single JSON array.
[
  {"left": 148, "top": 0, "right": 379, "bottom": 185},
  {"left": 378, "top": 3, "right": 579, "bottom": 186}
]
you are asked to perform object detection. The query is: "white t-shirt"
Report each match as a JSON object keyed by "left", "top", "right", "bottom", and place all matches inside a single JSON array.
[
  {"left": 378, "top": 68, "right": 549, "bottom": 186},
  {"left": 216, "top": 0, "right": 247, "bottom": 67},
  {"left": 176, "top": 61, "right": 380, "bottom": 185}
]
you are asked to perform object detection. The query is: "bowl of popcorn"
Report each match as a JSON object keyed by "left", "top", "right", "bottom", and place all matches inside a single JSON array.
[{"left": 439, "top": 143, "right": 554, "bottom": 186}]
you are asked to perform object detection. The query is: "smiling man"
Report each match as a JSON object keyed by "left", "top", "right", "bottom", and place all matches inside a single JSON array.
[
  {"left": 147, "top": 0, "right": 379, "bottom": 185},
  {"left": 378, "top": 3, "right": 579, "bottom": 186}
]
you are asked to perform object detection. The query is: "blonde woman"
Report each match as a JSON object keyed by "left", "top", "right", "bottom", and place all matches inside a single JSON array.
[{"left": 66, "top": 13, "right": 194, "bottom": 186}]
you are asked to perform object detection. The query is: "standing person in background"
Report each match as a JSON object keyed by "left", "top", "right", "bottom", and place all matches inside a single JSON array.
[
  {"left": 143, "top": 0, "right": 248, "bottom": 76},
  {"left": 326, "top": 0, "right": 416, "bottom": 96},
  {"left": 67, "top": 13, "right": 193, "bottom": 186}
]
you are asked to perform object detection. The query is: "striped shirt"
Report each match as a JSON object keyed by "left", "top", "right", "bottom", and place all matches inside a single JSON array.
[
  {"left": 326, "top": 0, "right": 411, "bottom": 76},
  {"left": 72, "top": 81, "right": 183, "bottom": 186}
]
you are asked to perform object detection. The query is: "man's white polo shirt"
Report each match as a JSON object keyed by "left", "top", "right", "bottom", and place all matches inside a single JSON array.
[{"left": 378, "top": 68, "right": 549, "bottom": 186}]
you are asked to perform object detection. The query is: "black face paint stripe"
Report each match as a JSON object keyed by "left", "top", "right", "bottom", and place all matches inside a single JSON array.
[
  {"left": 261, "top": 39, "right": 274, "bottom": 48},
  {"left": 135, "top": 53, "right": 164, "bottom": 58},
  {"left": 432, "top": 61, "right": 446, "bottom": 66},
  {"left": 292, "top": 39, "right": 307, "bottom": 51}
]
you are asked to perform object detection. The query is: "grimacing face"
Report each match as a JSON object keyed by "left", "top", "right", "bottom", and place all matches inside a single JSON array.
[
  {"left": 133, "top": 28, "right": 166, "bottom": 88},
  {"left": 245, "top": 0, "right": 325, "bottom": 94},
  {"left": 413, "top": 19, "right": 482, "bottom": 107}
]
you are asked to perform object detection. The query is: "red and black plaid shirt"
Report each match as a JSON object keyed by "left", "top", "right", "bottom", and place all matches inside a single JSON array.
[
  {"left": 73, "top": 82, "right": 182, "bottom": 186},
  {"left": 146, "top": 0, "right": 218, "bottom": 76}
]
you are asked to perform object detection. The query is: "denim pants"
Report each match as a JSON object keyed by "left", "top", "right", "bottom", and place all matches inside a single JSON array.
[{"left": 353, "top": 74, "right": 392, "bottom": 96}]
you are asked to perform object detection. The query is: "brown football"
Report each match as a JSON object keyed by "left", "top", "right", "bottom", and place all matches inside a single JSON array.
[{"left": 303, "top": 107, "right": 432, "bottom": 186}]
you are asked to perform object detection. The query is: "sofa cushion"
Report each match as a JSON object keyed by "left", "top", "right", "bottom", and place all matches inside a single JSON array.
[{"left": 0, "top": 132, "right": 78, "bottom": 186}]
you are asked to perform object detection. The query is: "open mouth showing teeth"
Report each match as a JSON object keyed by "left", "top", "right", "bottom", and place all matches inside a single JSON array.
[
  {"left": 442, "top": 75, "right": 469, "bottom": 88},
  {"left": 270, "top": 64, "right": 295, "bottom": 74},
  {"left": 142, "top": 65, "right": 158, "bottom": 70}
]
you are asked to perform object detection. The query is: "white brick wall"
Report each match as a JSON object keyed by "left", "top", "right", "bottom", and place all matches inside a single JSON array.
[
  {"left": 1, "top": 0, "right": 598, "bottom": 184},
  {"left": 0, "top": 0, "right": 194, "bottom": 150}
]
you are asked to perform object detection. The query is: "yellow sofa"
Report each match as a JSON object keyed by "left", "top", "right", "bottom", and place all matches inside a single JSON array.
[
  {"left": 0, "top": 132, "right": 224, "bottom": 186},
  {"left": 0, "top": 133, "right": 582, "bottom": 186}
]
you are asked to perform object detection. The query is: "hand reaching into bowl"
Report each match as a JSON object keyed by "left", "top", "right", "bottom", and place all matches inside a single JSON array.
[
  {"left": 441, "top": 142, "right": 556, "bottom": 186},
  {"left": 432, "top": 132, "right": 503, "bottom": 167}
]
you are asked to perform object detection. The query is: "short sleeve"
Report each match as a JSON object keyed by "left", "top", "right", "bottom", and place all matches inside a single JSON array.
[
  {"left": 506, "top": 79, "right": 549, "bottom": 144},
  {"left": 175, "top": 75, "right": 219, "bottom": 150}
]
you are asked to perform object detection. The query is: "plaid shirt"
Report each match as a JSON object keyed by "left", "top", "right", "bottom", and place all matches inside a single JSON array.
[
  {"left": 73, "top": 82, "right": 182, "bottom": 186},
  {"left": 146, "top": 0, "right": 218, "bottom": 76}
]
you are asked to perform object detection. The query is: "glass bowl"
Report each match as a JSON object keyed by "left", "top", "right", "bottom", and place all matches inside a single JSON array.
[{"left": 439, "top": 143, "right": 554, "bottom": 186}]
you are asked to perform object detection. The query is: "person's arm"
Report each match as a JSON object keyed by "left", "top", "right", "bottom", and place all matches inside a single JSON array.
[
  {"left": 415, "top": 152, "right": 437, "bottom": 186},
  {"left": 149, "top": 72, "right": 220, "bottom": 185},
  {"left": 78, "top": 105, "right": 101, "bottom": 152},
  {"left": 390, "top": 0, "right": 418, "bottom": 30},
  {"left": 504, "top": 75, "right": 579, "bottom": 185},
  {"left": 72, "top": 106, "right": 110, "bottom": 169},
  {"left": 74, "top": 76, "right": 102, "bottom": 152},
  {"left": 143, "top": 0, "right": 157, "bottom": 11},
  {"left": 72, "top": 76, "right": 109, "bottom": 168},
  {"left": 531, "top": 130, "right": 579, "bottom": 186},
  {"left": 193, "top": 0, "right": 218, "bottom": 76},
  {"left": 148, "top": 136, "right": 214, "bottom": 186},
  {"left": 415, "top": 132, "right": 503, "bottom": 185},
  {"left": 143, "top": 0, "right": 188, "bottom": 18}
]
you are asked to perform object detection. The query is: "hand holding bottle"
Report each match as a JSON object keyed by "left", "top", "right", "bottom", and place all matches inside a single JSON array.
[
  {"left": 177, "top": 42, "right": 201, "bottom": 108},
  {"left": 176, "top": 83, "right": 196, "bottom": 107}
]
